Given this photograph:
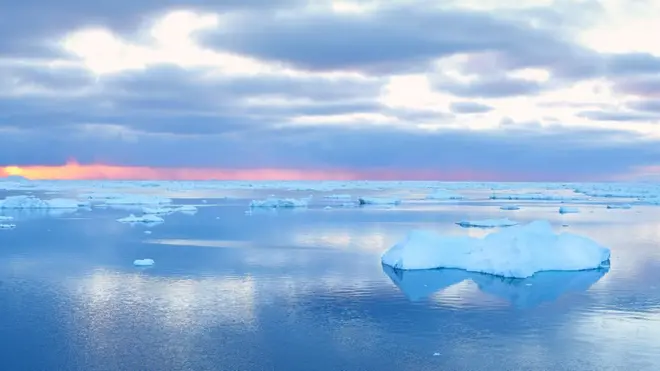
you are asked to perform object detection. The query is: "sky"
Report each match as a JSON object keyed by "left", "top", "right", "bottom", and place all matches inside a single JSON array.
[{"left": 2, "top": 0, "right": 660, "bottom": 181}]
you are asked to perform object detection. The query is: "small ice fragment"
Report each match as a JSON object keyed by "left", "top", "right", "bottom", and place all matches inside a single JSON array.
[
  {"left": 144, "top": 230, "right": 152, "bottom": 234},
  {"left": 606, "top": 204, "right": 632, "bottom": 209},
  {"left": 425, "top": 190, "right": 464, "bottom": 200},
  {"left": 500, "top": 205, "right": 520, "bottom": 210},
  {"left": 433, "top": 353, "right": 440, "bottom": 356},
  {"left": 250, "top": 197, "right": 308, "bottom": 208},
  {"left": 0, "top": 223, "right": 16, "bottom": 229},
  {"left": 117, "top": 214, "right": 165, "bottom": 224},
  {"left": 0, "top": 216, "right": 13, "bottom": 221},
  {"left": 133, "top": 259, "right": 154, "bottom": 266},
  {"left": 324, "top": 206, "right": 332, "bottom": 210},
  {"left": 559, "top": 206, "right": 579, "bottom": 214},
  {"left": 358, "top": 197, "right": 401, "bottom": 205},
  {"left": 456, "top": 218, "right": 518, "bottom": 228}
]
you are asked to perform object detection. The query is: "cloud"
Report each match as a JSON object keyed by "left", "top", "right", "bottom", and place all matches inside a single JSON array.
[
  {"left": 2, "top": 122, "right": 659, "bottom": 181},
  {"left": 449, "top": 102, "right": 494, "bottom": 114},
  {"left": 576, "top": 110, "right": 660, "bottom": 122}
]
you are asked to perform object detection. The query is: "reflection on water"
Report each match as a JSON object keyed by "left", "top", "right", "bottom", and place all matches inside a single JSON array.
[
  {"left": 383, "top": 264, "right": 609, "bottom": 308},
  {"left": 1, "top": 189, "right": 660, "bottom": 370}
]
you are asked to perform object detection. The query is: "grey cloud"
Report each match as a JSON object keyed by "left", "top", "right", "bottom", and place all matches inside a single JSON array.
[
  {"left": 576, "top": 110, "right": 660, "bottom": 122},
  {"left": 615, "top": 76, "right": 660, "bottom": 98},
  {"left": 1, "top": 123, "right": 659, "bottom": 181},
  {"left": 449, "top": 101, "right": 494, "bottom": 114},
  {"left": 627, "top": 100, "right": 660, "bottom": 113}
]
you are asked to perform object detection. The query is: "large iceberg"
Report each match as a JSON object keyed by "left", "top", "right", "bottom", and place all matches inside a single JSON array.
[{"left": 381, "top": 220, "right": 611, "bottom": 278}]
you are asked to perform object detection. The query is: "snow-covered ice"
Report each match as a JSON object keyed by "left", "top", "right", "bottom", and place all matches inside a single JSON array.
[
  {"left": 381, "top": 220, "right": 611, "bottom": 278},
  {"left": 559, "top": 206, "right": 579, "bottom": 214},
  {"left": 250, "top": 197, "right": 308, "bottom": 208},
  {"left": 358, "top": 197, "right": 402, "bottom": 205},
  {"left": 117, "top": 214, "right": 165, "bottom": 224},
  {"left": 456, "top": 218, "right": 518, "bottom": 228},
  {"left": 0, "top": 195, "right": 85, "bottom": 209},
  {"left": 133, "top": 259, "right": 155, "bottom": 266}
]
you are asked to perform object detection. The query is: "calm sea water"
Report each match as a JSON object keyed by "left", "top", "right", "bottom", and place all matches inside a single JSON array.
[{"left": 1, "top": 188, "right": 659, "bottom": 371}]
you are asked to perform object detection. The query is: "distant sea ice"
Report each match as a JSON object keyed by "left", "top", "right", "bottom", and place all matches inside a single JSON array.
[
  {"left": 358, "top": 197, "right": 402, "bottom": 205},
  {"left": 456, "top": 218, "right": 518, "bottom": 228},
  {"left": 381, "top": 220, "right": 611, "bottom": 278}
]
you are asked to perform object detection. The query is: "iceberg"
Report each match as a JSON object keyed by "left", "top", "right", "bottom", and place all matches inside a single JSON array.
[
  {"left": 425, "top": 190, "right": 464, "bottom": 200},
  {"left": 382, "top": 265, "right": 608, "bottom": 308},
  {"left": 117, "top": 214, "right": 165, "bottom": 224},
  {"left": 133, "top": 259, "right": 155, "bottom": 266},
  {"left": 0, "top": 223, "right": 16, "bottom": 230},
  {"left": 559, "top": 206, "right": 579, "bottom": 214},
  {"left": 249, "top": 197, "right": 308, "bottom": 208},
  {"left": 358, "top": 197, "right": 402, "bottom": 205},
  {"left": 381, "top": 220, "right": 611, "bottom": 278},
  {"left": 456, "top": 218, "right": 518, "bottom": 228}
]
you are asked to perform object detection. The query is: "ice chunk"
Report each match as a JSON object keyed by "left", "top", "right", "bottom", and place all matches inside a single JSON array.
[
  {"left": 92, "top": 194, "right": 172, "bottom": 206},
  {"left": 133, "top": 259, "right": 154, "bottom": 266},
  {"left": 490, "top": 193, "right": 580, "bottom": 201},
  {"left": 606, "top": 204, "right": 632, "bottom": 209},
  {"left": 559, "top": 206, "right": 579, "bottom": 214},
  {"left": 324, "top": 194, "right": 352, "bottom": 200},
  {"left": 358, "top": 197, "right": 402, "bottom": 205},
  {"left": 324, "top": 206, "right": 332, "bottom": 210},
  {"left": 0, "top": 223, "right": 16, "bottom": 229},
  {"left": 500, "top": 205, "right": 520, "bottom": 210},
  {"left": 425, "top": 190, "right": 464, "bottom": 200},
  {"left": 380, "top": 220, "right": 611, "bottom": 278},
  {"left": 0, "top": 195, "right": 85, "bottom": 209},
  {"left": 117, "top": 214, "right": 165, "bottom": 224},
  {"left": 456, "top": 218, "right": 518, "bottom": 228},
  {"left": 175, "top": 205, "right": 198, "bottom": 214},
  {"left": 141, "top": 206, "right": 174, "bottom": 215},
  {"left": 249, "top": 197, "right": 308, "bottom": 208}
]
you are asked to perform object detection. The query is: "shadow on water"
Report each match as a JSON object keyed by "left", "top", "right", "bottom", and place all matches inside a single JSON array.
[{"left": 382, "top": 264, "right": 609, "bottom": 308}]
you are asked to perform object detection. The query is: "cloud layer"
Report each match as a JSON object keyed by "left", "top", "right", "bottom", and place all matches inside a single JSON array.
[{"left": 3, "top": 0, "right": 660, "bottom": 180}]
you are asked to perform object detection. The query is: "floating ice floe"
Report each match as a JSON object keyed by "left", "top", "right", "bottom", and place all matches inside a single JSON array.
[
  {"left": 82, "top": 193, "right": 172, "bottom": 207},
  {"left": 490, "top": 193, "right": 579, "bottom": 201},
  {"left": 500, "top": 205, "right": 520, "bottom": 210},
  {"left": 0, "top": 223, "right": 16, "bottom": 229},
  {"left": 133, "top": 259, "right": 155, "bottom": 266},
  {"left": 324, "top": 194, "right": 352, "bottom": 200},
  {"left": 606, "top": 204, "right": 632, "bottom": 209},
  {"left": 249, "top": 197, "right": 308, "bottom": 208},
  {"left": 117, "top": 214, "right": 165, "bottom": 224},
  {"left": 559, "top": 206, "right": 579, "bottom": 214},
  {"left": 0, "top": 216, "right": 13, "bottom": 221},
  {"left": 456, "top": 218, "right": 518, "bottom": 228},
  {"left": 381, "top": 220, "right": 611, "bottom": 278},
  {"left": 0, "top": 195, "right": 85, "bottom": 209},
  {"left": 358, "top": 197, "right": 402, "bottom": 205},
  {"left": 425, "top": 190, "right": 464, "bottom": 200},
  {"left": 323, "top": 206, "right": 332, "bottom": 210}
]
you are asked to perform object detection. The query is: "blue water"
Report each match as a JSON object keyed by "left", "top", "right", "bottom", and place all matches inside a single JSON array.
[{"left": 1, "top": 189, "right": 660, "bottom": 370}]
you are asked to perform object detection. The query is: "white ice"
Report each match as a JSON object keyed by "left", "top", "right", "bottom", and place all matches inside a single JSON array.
[
  {"left": 117, "top": 214, "right": 165, "bottom": 224},
  {"left": 0, "top": 223, "right": 16, "bottom": 229},
  {"left": 249, "top": 197, "right": 308, "bottom": 208},
  {"left": 456, "top": 218, "right": 518, "bottom": 228},
  {"left": 381, "top": 220, "right": 611, "bottom": 278},
  {"left": 500, "top": 205, "right": 520, "bottom": 210},
  {"left": 490, "top": 193, "right": 580, "bottom": 201},
  {"left": 133, "top": 259, "right": 155, "bottom": 266},
  {"left": 0, "top": 195, "right": 85, "bottom": 209},
  {"left": 559, "top": 206, "right": 579, "bottom": 214},
  {"left": 358, "top": 197, "right": 402, "bottom": 205}
]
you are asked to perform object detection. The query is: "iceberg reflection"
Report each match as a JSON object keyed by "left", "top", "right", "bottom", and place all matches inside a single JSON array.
[{"left": 383, "top": 264, "right": 608, "bottom": 308}]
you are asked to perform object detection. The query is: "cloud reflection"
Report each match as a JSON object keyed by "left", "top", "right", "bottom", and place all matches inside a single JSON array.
[{"left": 383, "top": 265, "right": 609, "bottom": 308}]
